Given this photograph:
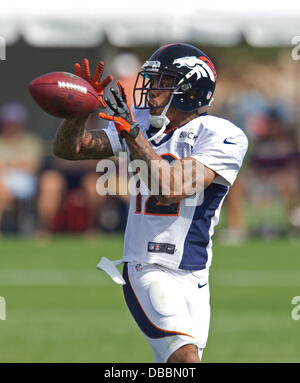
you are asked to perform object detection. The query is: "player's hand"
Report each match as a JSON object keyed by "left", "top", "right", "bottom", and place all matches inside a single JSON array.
[
  {"left": 99, "top": 81, "right": 140, "bottom": 139},
  {"left": 74, "top": 59, "right": 113, "bottom": 108}
]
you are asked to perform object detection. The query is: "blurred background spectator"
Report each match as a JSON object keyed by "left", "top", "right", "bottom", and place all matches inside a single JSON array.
[
  {"left": 216, "top": 84, "right": 300, "bottom": 242},
  {"left": 37, "top": 113, "right": 129, "bottom": 235},
  {"left": 0, "top": 102, "right": 43, "bottom": 235},
  {"left": 246, "top": 106, "right": 299, "bottom": 237},
  {"left": 37, "top": 113, "right": 102, "bottom": 235}
]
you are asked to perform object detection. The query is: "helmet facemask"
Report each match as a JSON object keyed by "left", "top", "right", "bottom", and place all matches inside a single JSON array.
[
  {"left": 134, "top": 70, "right": 186, "bottom": 140},
  {"left": 133, "top": 70, "right": 183, "bottom": 110}
]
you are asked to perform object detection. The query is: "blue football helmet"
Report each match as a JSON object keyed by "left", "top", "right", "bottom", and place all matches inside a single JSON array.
[{"left": 133, "top": 42, "right": 217, "bottom": 113}]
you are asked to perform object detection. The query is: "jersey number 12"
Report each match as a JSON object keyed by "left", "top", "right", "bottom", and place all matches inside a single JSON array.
[{"left": 135, "top": 154, "right": 180, "bottom": 216}]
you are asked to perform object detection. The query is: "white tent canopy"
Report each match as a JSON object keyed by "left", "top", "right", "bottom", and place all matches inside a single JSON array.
[{"left": 1, "top": 0, "right": 300, "bottom": 47}]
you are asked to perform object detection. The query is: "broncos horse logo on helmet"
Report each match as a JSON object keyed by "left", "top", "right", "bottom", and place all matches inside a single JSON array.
[{"left": 173, "top": 56, "right": 216, "bottom": 83}]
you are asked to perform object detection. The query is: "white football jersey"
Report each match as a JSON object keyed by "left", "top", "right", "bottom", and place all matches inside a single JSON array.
[{"left": 103, "top": 110, "right": 248, "bottom": 271}]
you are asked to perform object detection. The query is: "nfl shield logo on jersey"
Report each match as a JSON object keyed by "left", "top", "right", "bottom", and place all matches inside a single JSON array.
[{"left": 135, "top": 264, "right": 143, "bottom": 272}]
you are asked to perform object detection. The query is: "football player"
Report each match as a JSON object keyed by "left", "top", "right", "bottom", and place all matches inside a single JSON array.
[{"left": 53, "top": 43, "right": 248, "bottom": 363}]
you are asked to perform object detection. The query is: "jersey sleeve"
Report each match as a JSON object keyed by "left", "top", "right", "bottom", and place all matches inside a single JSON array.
[
  {"left": 191, "top": 122, "right": 248, "bottom": 186},
  {"left": 102, "top": 121, "right": 127, "bottom": 156},
  {"left": 101, "top": 107, "right": 143, "bottom": 156}
]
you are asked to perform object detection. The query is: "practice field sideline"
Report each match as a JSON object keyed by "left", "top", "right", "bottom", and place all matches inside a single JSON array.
[{"left": 0, "top": 235, "right": 299, "bottom": 362}]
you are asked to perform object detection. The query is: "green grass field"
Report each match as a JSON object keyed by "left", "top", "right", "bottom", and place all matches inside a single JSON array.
[{"left": 0, "top": 235, "right": 299, "bottom": 363}]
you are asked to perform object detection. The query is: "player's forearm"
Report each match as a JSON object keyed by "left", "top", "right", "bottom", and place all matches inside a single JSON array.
[
  {"left": 124, "top": 132, "right": 214, "bottom": 203},
  {"left": 124, "top": 132, "right": 184, "bottom": 203},
  {"left": 53, "top": 117, "right": 114, "bottom": 160},
  {"left": 53, "top": 117, "right": 88, "bottom": 160}
]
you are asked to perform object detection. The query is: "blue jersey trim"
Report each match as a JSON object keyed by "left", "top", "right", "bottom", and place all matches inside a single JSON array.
[{"left": 179, "top": 183, "right": 228, "bottom": 270}]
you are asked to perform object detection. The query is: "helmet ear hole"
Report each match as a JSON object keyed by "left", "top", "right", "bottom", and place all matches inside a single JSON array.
[{"left": 187, "top": 89, "right": 198, "bottom": 100}]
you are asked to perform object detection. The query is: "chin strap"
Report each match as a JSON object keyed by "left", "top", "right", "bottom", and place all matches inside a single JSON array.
[{"left": 147, "top": 94, "right": 174, "bottom": 142}]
